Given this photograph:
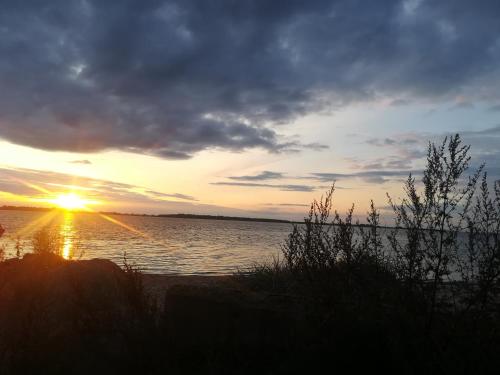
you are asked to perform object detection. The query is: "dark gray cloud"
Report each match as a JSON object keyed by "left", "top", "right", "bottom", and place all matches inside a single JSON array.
[
  {"left": 302, "top": 143, "right": 330, "bottom": 151},
  {"left": 69, "top": 159, "right": 92, "bottom": 165},
  {"left": 366, "top": 138, "right": 397, "bottom": 147},
  {"left": 222, "top": 169, "right": 356, "bottom": 188},
  {"left": 144, "top": 190, "right": 197, "bottom": 201},
  {"left": 366, "top": 137, "right": 420, "bottom": 147},
  {"left": 311, "top": 170, "right": 414, "bottom": 184},
  {"left": 390, "top": 99, "right": 412, "bottom": 106},
  {"left": 449, "top": 101, "right": 475, "bottom": 110},
  {"left": 265, "top": 203, "right": 310, "bottom": 207},
  {"left": 211, "top": 181, "right": 316, "bottom": 192},
  {"left": 228, "top": 171, "right": 284, "bottom": 181},
  {"left": 0, "top": 1, "right": 499, "bottom": 158}
]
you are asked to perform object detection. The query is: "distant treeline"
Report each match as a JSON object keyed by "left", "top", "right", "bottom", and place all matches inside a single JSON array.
[
  {"left": 0, "top": 205, "right": 52, "bottom": 212},
  {"left": 0, "top": 205, "right": 295, "bottom": 224},
  {"left": 158, "top": 213, "right": 293, "bottom": 224}
]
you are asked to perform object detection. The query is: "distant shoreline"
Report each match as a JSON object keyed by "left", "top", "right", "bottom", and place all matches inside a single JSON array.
[
  {"left": 157, "top": 213, "right": 294, "bottom": 224},
  {"left": 0, "top": 205, "right": 295, "bottom": 224}
]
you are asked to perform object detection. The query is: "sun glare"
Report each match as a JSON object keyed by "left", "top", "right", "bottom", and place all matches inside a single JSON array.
[{"left": 52, "top": 192, "right": 91, "bottom": 210}]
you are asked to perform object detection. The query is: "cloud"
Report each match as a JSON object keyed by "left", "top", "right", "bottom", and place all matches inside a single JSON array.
[
  {"left": 0, "top": 166, "right": 198, "bottom": 205},
  {"left": 211, "top": 181, "right": 316, "bottom": 192},
  {"left": 362, "top": 125, "right": 500, "bottom": 180},
  {"left": 301, "top": 125, "right": 500, "bottom": 189},
  {"left": 228, "top": 171, "right": 285, "bottom": 181},
  {"left": 390, "top": 99, "right": 412, "bottom": 106},
  {"left": 366, "top": 138, "right": 397, "bottom": 147},
  {"left": 302, "top": 143, "right": 330, "bottom": 151},
  {"left": 461, "top": 124, "right": 500, "bottom": 138},
  {"left": 69, "top": 159, "right": 92, "bottom": 165},
  {"left": 144, "top": 190, "right": 198, "bottom": 202},
  {"left": 264, "top": 203, "right": 310, "bottom": 207},
  {"left": 0, "top": 166, "right": 320, "bottom": 219},
  {"left": 366, "top": 136, "right": 420, "bottom": 147},
  {"left": 449, "top": 100, "right": 475, "bottom": 110},
  {"left": 458, "top": 125, "right": 500, "bottom": 176},
  {"left": 221, "top": 169, "right": 358, "bottom": 189},
  {"left": 0, "top": 1, "right": 499, "bottom": 158},
  {"left": 359, "top": 133, "right": 431, "bottom": 173},
  {"left": 311, "top": 170, "right": 414, "bottom": 184}
]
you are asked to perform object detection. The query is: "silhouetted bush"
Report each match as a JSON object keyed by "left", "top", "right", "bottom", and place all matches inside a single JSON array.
[
  {"left": 32, "top": 226, "right": 62, "bottom": 255},
  {"left": 459, "top": 173, "right": 500, "bottom": 312},
  {"left": 239, "top": 134, "right": 500, "bottom": 373}
]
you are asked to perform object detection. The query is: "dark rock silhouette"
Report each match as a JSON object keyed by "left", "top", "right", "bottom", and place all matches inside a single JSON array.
[{"left": 0, "top": 254, "right": 147, "bottom": 374}]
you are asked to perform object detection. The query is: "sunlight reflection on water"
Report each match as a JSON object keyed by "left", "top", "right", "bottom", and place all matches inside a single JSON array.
[{"left": 60, "top": 212, "right": 74, "bottom": 260}]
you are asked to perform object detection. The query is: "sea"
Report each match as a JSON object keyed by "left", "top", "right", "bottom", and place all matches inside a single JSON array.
[{"left": 0, "top": 210, "right": 292, "bottom": 275}]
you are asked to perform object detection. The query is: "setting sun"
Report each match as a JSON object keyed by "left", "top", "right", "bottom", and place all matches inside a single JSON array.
[{"left": 51, "top": 192, "right": 92, "bottom": 210}]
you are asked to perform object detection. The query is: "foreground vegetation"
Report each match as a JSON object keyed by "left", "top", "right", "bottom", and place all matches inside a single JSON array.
[
  {"left": 0, "top": 134, "right": 499, "bottom": 374},
  {"left": 240, "top": 134, "right": 500, "bottom": 373}
]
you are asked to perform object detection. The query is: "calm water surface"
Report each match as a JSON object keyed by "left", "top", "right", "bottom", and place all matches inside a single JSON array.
[{"left": 0, "top": 211, "right": 291, "bottom": 275}]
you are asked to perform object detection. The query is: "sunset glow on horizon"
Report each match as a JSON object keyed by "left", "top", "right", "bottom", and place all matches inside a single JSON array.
[{"left": 0, "top": 1, "right": 498, "bottom": 221}]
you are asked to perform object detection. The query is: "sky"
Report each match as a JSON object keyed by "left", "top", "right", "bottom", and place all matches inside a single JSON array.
[{"left": 0, "top": 0, "right": 499, "bottom": 220}]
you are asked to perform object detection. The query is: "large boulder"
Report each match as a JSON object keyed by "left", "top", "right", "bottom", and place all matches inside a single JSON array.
[
  {"left": 0, "top": 253, "right": 129, "bottom": 321},
  {"left": 0, "top": 254, "right": 147, "bottom": 374}
]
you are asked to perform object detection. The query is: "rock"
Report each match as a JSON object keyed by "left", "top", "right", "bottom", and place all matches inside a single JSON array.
[
  {"left": 162, "top": 283, "right": 301, "bottom": 348},
  {"left": 0, "top": 253, "right": 142, "bottom": 373}
]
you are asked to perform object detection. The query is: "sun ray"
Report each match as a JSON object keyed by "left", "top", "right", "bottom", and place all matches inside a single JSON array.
[
  {"left": 98, "top": 213, "right": 149, "bottom": 238},
  {"left": 15, "top": 209, "right": 59, "bottom": 237},
  {"left": 9, "top": 176, "right": 52, "bottom": 194},
  {"left": 79, "top": 205, "right": 149, "bottom": 239}
]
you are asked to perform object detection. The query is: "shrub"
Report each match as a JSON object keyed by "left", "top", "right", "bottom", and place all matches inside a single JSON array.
[
  {"left": 247, "top": 134, "right": 500, "bottom": 331},
  {"left": 459, "top": 173, "right": 500, "bottom": 312},
  {"left": 388, "top": 135, "right": 483, "bottom": 329},
  {"left": 32, "top": 226, "right": 62, "bottom": 255},
  {"left": 241, "top": 134, "right": 500, "bottom": 373}
]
